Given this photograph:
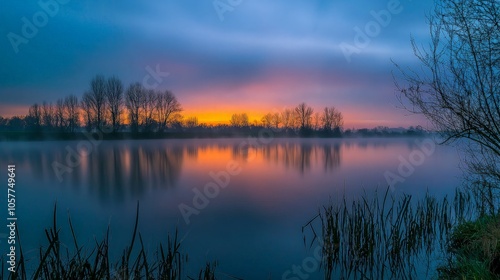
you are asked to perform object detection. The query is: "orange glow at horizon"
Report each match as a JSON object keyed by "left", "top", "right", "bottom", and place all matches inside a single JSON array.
[
  {"left": 0, "top": 104, "right": 30, "bottom": 118},
  {"left": 0, "top": 101, "right": 421, "bottom": 129},
  {"left": 182, "top": 105, "right": 416, "bottom": 129},
  {"left": 183, "top": 109, "right": 267, "bottom": 125}
]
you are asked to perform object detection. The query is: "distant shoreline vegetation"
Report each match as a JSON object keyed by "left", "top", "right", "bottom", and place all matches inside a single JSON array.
[
  {"left": 0, "top": 125, "right": 429, "bottom": 141},
  {"left": 0, "top": 74, "right": 428, "bottom": 141}
]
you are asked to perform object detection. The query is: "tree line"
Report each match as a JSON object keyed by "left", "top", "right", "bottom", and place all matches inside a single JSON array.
[
  {"left": 1, "top": 75, "right": 183, "bottom": 134},
  {"left": 229, "top": 103, "right": 344, "bottom": 136},
  {"left": 0, "top": 75, "right": 345, "bottom": 137}
]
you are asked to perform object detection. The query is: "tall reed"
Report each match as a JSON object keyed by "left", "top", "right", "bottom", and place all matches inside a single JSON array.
[
  {"left": 4, "top": 202, "right": 220, "bottom": 280},
  {"left": 303, "top": 188, "right": 474, "bottom": 280}
]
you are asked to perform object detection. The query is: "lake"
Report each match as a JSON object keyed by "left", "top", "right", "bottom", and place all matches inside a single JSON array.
[{"left": 0, "top": 137, "right": 463, "bottom": 279}]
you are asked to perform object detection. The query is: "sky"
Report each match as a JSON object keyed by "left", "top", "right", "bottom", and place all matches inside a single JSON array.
[{"left": 0, "top": 0, "right": 435, "bottom": 128}]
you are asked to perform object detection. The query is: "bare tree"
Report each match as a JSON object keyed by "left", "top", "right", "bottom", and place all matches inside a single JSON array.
[
  {"left": 143, "top": 89, "right": 158, "bottom": 132},
  {"left": 64, "top": 95, "right": 79, "bottom": 133},
  {"left": 81, "top": 92, "right": 95, "bottom": 131},
  {"left": 281, "top": 108, "right": 294, "bottom": 131},
  {"left": 241, "top": 113, "right": 249, "bottom": 127},
  {"left": 54, "top": 98, "right": 65, "bottom": 131},
  {"left": 125, "top": 83, "right": 145, "bottom": 133},
  {"left": 230, "top": 114, "right": 239, "bottom": 127},
  {"left": 261, "top": 113, "right": 273, "bottom": 128},
  {"left": 271, "top": 112, "right": 281, "bottom": 130},
  {"left": 156, "top": 90, "right": 182, "bottom": 132},
  {"left": 397, "top": 0, "right": 500, "bottom": 209},
  {"left": 89, "top": 75, "right": 107, "bottom": 129},
  {"left": 106, "top": 76, "right": 123, "bottom": 132},
  {"left": 27, "top": 103, "right": 42, "bottom": 131},
  {"left": 313, "top": 112, "right": 321, "bottom": 131},
  {"left": 321, "top": 106, "right": 344, "bottom": 132},
  {"left": 184, "top": 116, "right": 198, "bottom": 128},
  {"left": 295, "top": 102, "right": 313, "bottom": 130},
  {"left": 42, "top": 102, "right": 54, "bottom": 129},
  {"left": 230, "top": 113, "right": 249, "bottom": 128}
]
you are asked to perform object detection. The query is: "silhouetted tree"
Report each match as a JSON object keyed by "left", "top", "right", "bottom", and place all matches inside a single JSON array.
[
  {"left": 7, "top": 116, "right": 25, "bottom": 131},
  {"left": 170, "top": 113, "right": 184, "bottom": 131},
  {"left": 184, "top": 116, "right": 198, "bottom": 128},
  {"left": 27, "top": 103, "right": 42, "bottom": 131},
  {"left": 261, "top": 113, "right": 273, "bottom": 128},
  {"left": 271, "top": 113, "right": 281, "bottom": 130},
  {"left": 261, "top": 112, "right": 282, "bottom": 130},
  {"left": 321, "top": 106, "right": 343, "bottom": 133},
  {"left": 81, "top": 91, "right": 95, "bottom": 132},
  {"left": 42, "top": 102, "right": 54, "bottom": 129},
  {"left": 230, "top": 113, "right": 249, "bottom": 127},
  {"left": 156, "top": 90, "right": 182, "bottom": 132},
  {"left": 295, "top": 102, "right": 313, "bottom": 130},
  {"left": 64, "top": 95, "right": 79, "bottom": 133},
  {"left": 54, "top": 98, "right": 65, "bottom": 131},
  {"left": 281, "top": 108, "right": 294, "bottom": 131},
  {"left": 397, "top": 0, "right": 500, "bottom": 209},
  {"left": 125, "top": 82, "right": 144, "bottom": 133},
  {"left": 0, "top": 117, "right": 6, "bottom": 130},
  {"left": 106, "top": 76, "right": 123, "bottom": 132},
  {"left": 313, "top": 112, "right": 321, "bottom": 131},
  {"left": 89, "top": 75, "right": 108, "bottom": 129},
  {"left": 143, "top": 89, "right": 158, "bottom": 132}
]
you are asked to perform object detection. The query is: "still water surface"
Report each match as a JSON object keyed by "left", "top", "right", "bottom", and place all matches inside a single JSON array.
[{"left": 0, "top": 138, "right": 463, "bottom": 278}]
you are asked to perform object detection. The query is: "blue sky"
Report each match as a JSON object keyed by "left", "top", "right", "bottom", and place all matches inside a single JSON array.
[{"left": 0, "top": 0, "right": 434, "bottom": 128}]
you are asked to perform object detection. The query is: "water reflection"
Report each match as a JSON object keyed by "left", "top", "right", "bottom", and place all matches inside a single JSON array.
[
  {"left": 255, "top": 142, "right": 340, "bottom": 174},
  {"left": 322, "top": 143, "right": 341, "bottom": 172},
  {"left": 0, "top": 141, "right": 184, "bottom": 203},
  {"left": 83, "top": 144, "right": 184, "bottom": 202},
  {"left": 0, "top": 138, "right": 462, "bottom": 279},
  {"left": 0, "top": 139, "right": 353, "bottom": 201}
]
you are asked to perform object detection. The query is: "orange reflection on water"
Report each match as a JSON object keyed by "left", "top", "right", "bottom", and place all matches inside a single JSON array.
[{"left": 0, "top": 138, "right": 441, "bottom": 205}]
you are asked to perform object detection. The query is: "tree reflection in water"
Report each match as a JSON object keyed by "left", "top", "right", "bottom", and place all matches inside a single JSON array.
[{"left": 0, "top": 139, "right": 343, "bottom": 202}]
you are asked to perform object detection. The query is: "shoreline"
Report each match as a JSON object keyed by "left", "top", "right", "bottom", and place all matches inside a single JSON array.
[{"left": 0, "top": 131, "right": 431, "bottom": 142}]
